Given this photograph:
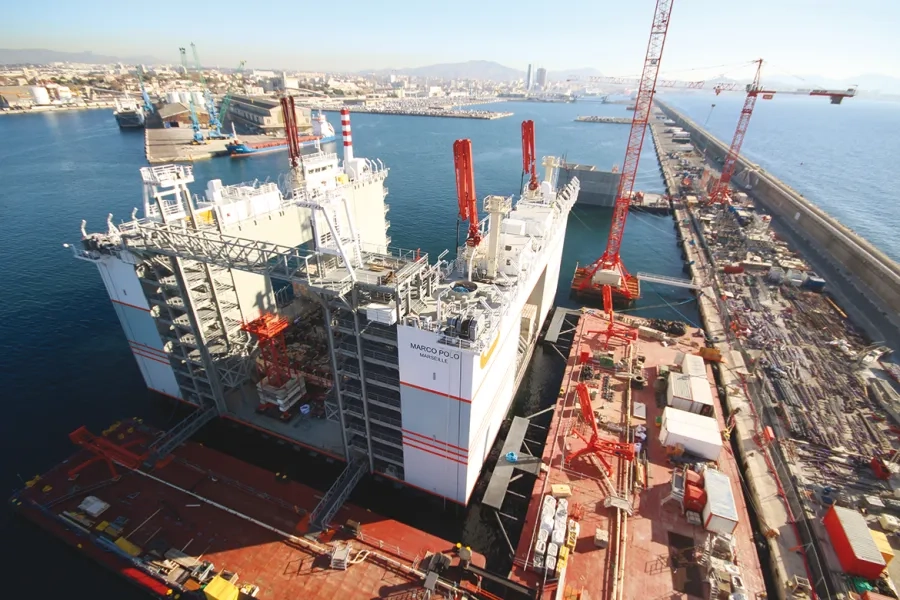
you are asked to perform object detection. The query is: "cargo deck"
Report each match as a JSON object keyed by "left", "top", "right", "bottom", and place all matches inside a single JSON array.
[
  {"left": 10, "top": 421, "right": 488, "bottom": 599},
  {"left": 509, "top": 310, "right": 766, "bottom": 599}
]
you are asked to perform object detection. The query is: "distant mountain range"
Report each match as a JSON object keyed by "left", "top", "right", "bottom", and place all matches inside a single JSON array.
[
  {"left": 362, "top": 60, "right": 603, "bottom": 82},
  {"left": 0, "top": 48, "right": 165, "bottom": 66},
  {"left": 3, "top": 49, "right": 898, "bottom": 94}
]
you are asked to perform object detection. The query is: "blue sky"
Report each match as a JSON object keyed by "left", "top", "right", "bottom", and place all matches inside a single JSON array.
[{"left": 2, "top": 0, "right": 896, "bottom": 79}]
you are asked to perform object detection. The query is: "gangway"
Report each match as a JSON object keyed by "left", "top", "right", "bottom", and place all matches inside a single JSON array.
[
  {"left": 307, "top": 455, "right": 368, "bottom": 532},
  {"left": 636, "top": 271, "right": 699, "bottom": 290},
  {"left": 143, "top": 405, "right": 218, "bottom": 469}
]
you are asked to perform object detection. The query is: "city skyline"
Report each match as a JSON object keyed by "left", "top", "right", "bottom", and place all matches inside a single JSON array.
[{"left": 1, "top": 0, "right": 896, "bottom": 80}]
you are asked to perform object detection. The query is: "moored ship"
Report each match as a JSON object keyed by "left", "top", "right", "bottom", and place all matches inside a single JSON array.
[
  {"left": 225, "top": 111, "right": 336, "bottom": 157},
  {"left": 68, "top": 107, "right": 579, "bottom": 506},
  {"left": 113, "top": 97, "right": 145, "bottom": 129}
]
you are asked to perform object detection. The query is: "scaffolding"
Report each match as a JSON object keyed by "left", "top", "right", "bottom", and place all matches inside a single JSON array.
[{"left": 78, "top": 164, "right": 439, "bottom": 489}]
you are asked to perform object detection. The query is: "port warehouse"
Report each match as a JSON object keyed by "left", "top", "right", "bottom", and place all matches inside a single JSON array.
[{"left": 656, "top": 99, "right": 900, "bottom": 343}]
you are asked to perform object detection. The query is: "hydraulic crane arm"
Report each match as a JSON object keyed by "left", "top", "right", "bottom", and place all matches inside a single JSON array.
[
  {"left": 521, "top": 120, "right": 539, "bottom": 191},
  {"left": 453, "top": 139, "right": 481, "bottom": 247}
]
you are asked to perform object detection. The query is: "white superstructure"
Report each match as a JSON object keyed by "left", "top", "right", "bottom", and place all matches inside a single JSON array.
[{"left": 71, "top": 115, "right": 577, "bottom": 506}]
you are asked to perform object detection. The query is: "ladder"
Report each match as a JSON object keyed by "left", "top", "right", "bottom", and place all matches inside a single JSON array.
[
  {"left": 308, "top": 455, "right": 368, "bottom": 531},
  {"left": 143, "top": 405, "right": 217, "bottom": 468}
]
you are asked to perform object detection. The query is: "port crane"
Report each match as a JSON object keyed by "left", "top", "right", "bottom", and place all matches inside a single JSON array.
[
  {"left": 178, "top": 47, "right": 205, "bottom": 145},
  {"left": 573, "top": 0, "right": 674, "bottom": 303},
  {"left": 705, "top": 59, "right": 856, "bottom": 205},
  {"left": 190, "top": 43, "right": 228, "bottom": 139},
  {"left": 137, "top": 67, "right": 154, "bottom": 115},
  {"left": 217, "top": 60, "right": 246, "bottom": 130}
]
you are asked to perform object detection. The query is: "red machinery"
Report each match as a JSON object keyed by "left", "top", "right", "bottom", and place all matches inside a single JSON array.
[
  {"left": 453, "top": 139, "right": 481, "bottom": 247},
  {"left": 592, "top": 286, "right": 638, "bottom": 349},
  {"left": 521, "top": 120, "right": 539, "bottom": 191},
  {"left": 241, "top": 313, "right": 293, "bottom": 387},
  {"left": 67, "top": 426, "right": 154, "bottom": 479},
  {"left": 280, "top": 95, "right": 302, "bottom": 170},
  {"left": 565, "top": 383, "right": 636, "bottom": 476},
  {"left": 573, "top": 0, "right": 674, "bottom": 303}
]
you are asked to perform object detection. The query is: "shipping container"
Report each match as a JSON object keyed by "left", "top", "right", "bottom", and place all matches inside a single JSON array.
[
  {"left": 659, "top": 407, "right": 722, "bottom": 460},
  {"left": 823, "top": 505, "right": 886, "bottom": 579},
  {"left": 666, "top": 372, "right": 714, "bottom": 414},
  {"left": 701, "top": 469, "right": 738, "bottom": 536},
  {"left": 680, "top": 353, "right": 708, "bottom": 379}
]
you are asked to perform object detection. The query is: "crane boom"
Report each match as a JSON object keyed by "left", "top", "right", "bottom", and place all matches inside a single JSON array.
[
  {"left": 575, "top": 0, "right": 674, "bottom": 300},
  {"left": 178, "top": 47, "right": 205, "bottom": 144},
  {"left": 453, "top": 139, "right": 481, "bottom": 247},
  {"left": 708, "top": 60, "right": 765, "bottom": 205},
  {"left": 217, "top": 60, "right": 246, "bottom": 126},
  {"left": 190, "top": 43, "right": 225, "bottom": 138},
  {"left": 521, "top": 120, "right": 538, "bottom": 191}
]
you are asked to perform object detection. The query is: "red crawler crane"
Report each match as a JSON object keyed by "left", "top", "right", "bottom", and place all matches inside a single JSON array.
[
  {"left": 566, "top": 383, "right": 636, "bottom": 476},
  {"left": 453, "top": 139, "right": 481, "bottom": 247},
  {"left": 521, "top": 120, "right": 539, "bottom": 191},
  {"left": 573, "top": 0, "right": 674, "bottom": 304},
  {"left": 241, "top": 313, "right": 293, "bottom": 388}
]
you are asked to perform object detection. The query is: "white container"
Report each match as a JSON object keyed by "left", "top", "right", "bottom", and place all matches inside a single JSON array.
[
  {"left": 666, "top": 372, "right": 714, "bottom": 414},
  {"left": 166, "top": 91, "right": 181, "bottom": 104},
  {"left": 557, "top": 498, "right": 568, "bottom": 513},
  {"left": 537, "top": 528, "right": 549, "bottom": 543},
  {"left": 534, "top": 539, "right": 546, "bottom": 556},
  {"left": 702, "top": 469, "right": 739, "bottom": 535},
  {"left": 192, "top": 91, "right": 205, "bottom": 108},
  {"left": 659, "top": 407, "right": 722, "bottom": 460},
  {"left": 366, "top": 303, "right": 397, "bottom": 325},
  {"left": 547, "top": 542, "right": 559, "bottom": 558}
]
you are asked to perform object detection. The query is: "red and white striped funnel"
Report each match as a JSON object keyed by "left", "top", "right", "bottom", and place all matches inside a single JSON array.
[{"left": 340, "top": 108, "right": 353, "bottom": 162}]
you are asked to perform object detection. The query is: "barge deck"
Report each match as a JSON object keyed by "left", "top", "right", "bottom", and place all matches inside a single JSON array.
[
  {"left": 508, "top": 310, "right": 766, "bottom": 599},
  {"left": 11, "top": 420, "right": 487, "bottom": 599}
]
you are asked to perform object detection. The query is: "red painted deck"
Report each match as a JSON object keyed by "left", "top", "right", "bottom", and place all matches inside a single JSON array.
[
  {"left": 509, "top": 312, "right": 765, "bottom": 600},
  {"left": 12, "top": 422, "right": 485, "bottom": 599}
]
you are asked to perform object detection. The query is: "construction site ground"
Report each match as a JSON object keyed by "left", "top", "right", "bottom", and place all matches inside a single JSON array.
[
  {"left": 509, "top": 311, "right": 765, "bottom": 600},
  {"left": 651, "top": 107, "right": 900, "bottom": 599}
]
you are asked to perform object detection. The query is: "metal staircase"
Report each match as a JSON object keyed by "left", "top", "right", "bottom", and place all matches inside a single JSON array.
[
  {"left": 143, "top": 405, "right": 218, "bottom": 468},
  {"left": 308, "top": 455, "right": 368, "bottom": 531}
]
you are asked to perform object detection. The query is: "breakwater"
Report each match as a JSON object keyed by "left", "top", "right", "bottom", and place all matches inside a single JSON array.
[
  {"left": 574, "top": 116, "right": 631, "bottom": 124},
  {"left": 656, "top": 99, "right": 900, "bottom": 345}
]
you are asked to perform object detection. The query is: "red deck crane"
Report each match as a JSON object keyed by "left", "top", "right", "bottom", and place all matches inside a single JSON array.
[
  {"left": 572, "top": 0, "right": 675, "bottom": 303},
  {"left": 280, "top": 95, "right": 302, "bottom": 170},
  {"left": 521, "top": 120, "right": 539, "bottom": 192},
  {"left": 241, "top": 313, "right": 293, "bottom": 388},
  {"left": 566, "top": 383, "right": 636, "bottom": 476},
  {"left": 453, "top": 139, "right": 481, "bottom": 247}
]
